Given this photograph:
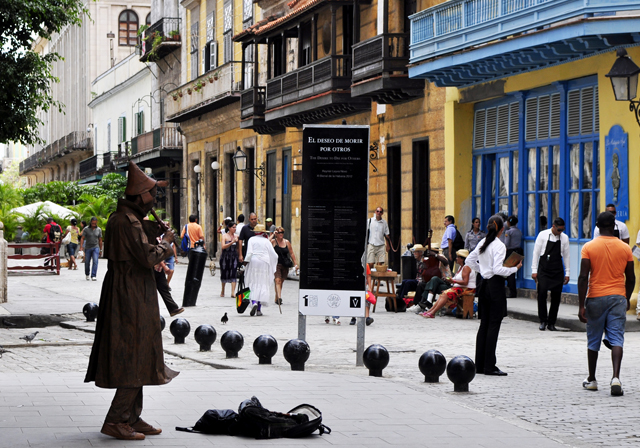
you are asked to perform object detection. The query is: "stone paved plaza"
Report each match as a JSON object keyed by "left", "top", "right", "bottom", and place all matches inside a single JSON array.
[{"left": 1, "top": 259, "right": 640, "bottom": 447}]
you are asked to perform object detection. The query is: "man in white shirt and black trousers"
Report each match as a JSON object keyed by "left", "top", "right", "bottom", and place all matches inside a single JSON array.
[{"left": 531, "top": 217, "right": 570, "bottom": 331}]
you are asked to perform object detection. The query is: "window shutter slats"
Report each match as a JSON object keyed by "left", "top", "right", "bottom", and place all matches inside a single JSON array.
[
  {"left": 496, "top": 105, "right": 509, "bottom": 146},
  {"left": 525, "top": 98, "right": 537, "bottom": 141},
  {"left": 581, "top": 86, "right": 594, "bottom": 135},
  {"left": 473, "top": 109, "right": 485, "bottom": 149},
  {"left": 509, "top": 102, "right": 519, "bottom": 144},
  {"left": 537, "top": 95, "right": 550, "bottom": 140},
  {"left": 567, "top": 89, "right": 581, "bottom": 137},
  {"left": 485, "top": 107, "right": 497, "bottom": 148},
  {"left": 594, "top": 86, "right": 599, "bottom": 133}
]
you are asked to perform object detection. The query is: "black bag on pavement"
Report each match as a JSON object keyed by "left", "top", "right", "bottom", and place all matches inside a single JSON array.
[{"left": 176, "top": 396, "right": 331, "bottom": 439}]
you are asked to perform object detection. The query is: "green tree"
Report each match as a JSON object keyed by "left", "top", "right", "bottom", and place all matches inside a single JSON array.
[
  {"left": 97, "top": 173, "right": 127, "bottom": 200},
  {"left": 0, "top": 0, "right": 90, "bottom": 145},
  {"left": 74, "top": 194, "right": 117, "bottom": 230}
]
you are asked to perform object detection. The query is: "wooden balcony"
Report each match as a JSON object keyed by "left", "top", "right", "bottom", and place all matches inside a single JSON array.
[
  {"left": 129, "top": 125, "right": 182, "bottom": 168},
  {"left": 20, "top": 131, "right": 93, "bottom": 176},
  {"left": 263, "top": 55, "right": 369, "bottom": 128},
  {"left": 240, "top": 87, "right": 285, "bottom": 134},
  {"left": 165, "top": 62, "right": 242, "bottom": 122},
  {"left": 351, "top": 33, "right": 424, "bottom": 104}
]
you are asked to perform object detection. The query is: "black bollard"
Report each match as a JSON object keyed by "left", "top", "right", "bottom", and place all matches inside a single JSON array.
[
  {"left": 363, "top": 344, "right": 389, "bottom": 377},
  {"left": 446, "top": 355, "right": 476, "bottom": 392},
  {"left": 283, "top": 339, "right": 310, "bottom": 371},
  {"left": 418, "top": 350, "right": 447, "bottom": 383},
  {"left": 182, "top": 240, "right": 208, "bottom": 307},
  {"left": 253, "top": 335, "right": 278, "bottom": 364},
  {"left": 160, "top": 315, "right": 166, "bottom": 331},
  {"left": 83, "top": 303, "right": 99, "bottom": 322},
  {"left": 194, "top": 325, "right": 217, "bottom": 351},
  {"left": 169, "top": 318, "right": 191, "bottom": 344},
  {"left": 220, "top": 330, "right": 244, "bottom": 358}
]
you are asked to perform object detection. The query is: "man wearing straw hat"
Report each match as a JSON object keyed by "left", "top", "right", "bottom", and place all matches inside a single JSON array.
[{"left": 85, "top": 161, "right": 178, "bottom": 440}]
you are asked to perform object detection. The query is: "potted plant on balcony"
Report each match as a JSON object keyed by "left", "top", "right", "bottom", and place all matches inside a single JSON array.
[
  {"left": 208, "top": 75, "right": 214, "bottom": 83},
  {"left": 178, "top": 90, "right": 183, "bottom": 97},
  {"left": 213, "top": 70, "right": 220, "bottom": 81},
  {"left": 187, "top": 87, "right": 192, "bottom": 95},
  {"left": 172, "top": 93, "right": 179, "bottom": 101},
  {"left": 169, "top": 29, "right": 181, "bottom": 41}
]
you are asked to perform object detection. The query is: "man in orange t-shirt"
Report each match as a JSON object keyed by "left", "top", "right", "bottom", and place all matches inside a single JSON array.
[
  {"left": 578, "top": 211, "right": 635, "bottom": 396},
  {"left": 180, "top": 215, "right": 205, "bottom": 250}
]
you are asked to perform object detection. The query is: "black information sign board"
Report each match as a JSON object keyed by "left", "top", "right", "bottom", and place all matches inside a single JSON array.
[{"left": 298, "top": 125, "right": 369, "bottom": 317}]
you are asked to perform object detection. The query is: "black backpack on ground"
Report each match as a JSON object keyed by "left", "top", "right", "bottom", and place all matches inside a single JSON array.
[
  {"left": 176, "top": 396, "right": 331, "bottom": 439},
  {"left": 452, "top": 226, "right": 464, "bottom": 254},
  {"left": 49, "top": 223, "right": 62, "bottom": 243}
]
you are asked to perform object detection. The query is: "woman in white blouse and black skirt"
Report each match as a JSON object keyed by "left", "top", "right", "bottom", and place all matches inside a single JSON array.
[{"left": 466, "top": 215, "right": 522, "bottom": 376}]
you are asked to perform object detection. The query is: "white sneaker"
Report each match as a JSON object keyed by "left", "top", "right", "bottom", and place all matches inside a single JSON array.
[
  {"left": 86, "top": 276, "right": 90, "bottom": 281},
  {"left": 582, "top": 378, "right": 598, "bottom": 391},
  {"left": 611, "top": 377, "right": 623, "bottom": 396},
  {"left": 91, "top": 277, "right": 97, "bottom": 281},
  {"left": 412, "top": 306, "right": 423, "bottom": 314}
]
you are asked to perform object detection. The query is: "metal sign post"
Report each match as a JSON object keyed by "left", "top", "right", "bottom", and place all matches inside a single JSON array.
[{"left": 297, "top": 125, "right": 370, "bottom": 365}]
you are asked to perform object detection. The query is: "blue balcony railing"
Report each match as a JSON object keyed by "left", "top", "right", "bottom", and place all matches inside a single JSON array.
[{"left": 410, "top": 0, "right": 640, "bottom": 63}]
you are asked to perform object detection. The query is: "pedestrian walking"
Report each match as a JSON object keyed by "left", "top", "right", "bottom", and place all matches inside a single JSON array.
[
  {"left": 464, "top": 217, "right": 486, "bottom": 252},
  {"left": 237, "top": 212, "right": 257, "bottom": 263},
  {"left": 531, "top": 217, "right": 570, "bottom": 331},
  {"left": 244, "top": 224, "right": 278, "bottom": 316},
  {"left": 181, "top": 215, "right": 205, "bottom": 253},
  {"left": 269, "top": 226, "right": 297, "bottom": 305},
  {"left": 441, "top": 215, "right": 457, "bottom": 266},
  {"left": 366, "top": 207, "right": 390, "bottom": 268},
  {"left": 85, "top": 161, "right": 177, "bottom": 440},
  {"left": 465, "top": 215, "right": 522, "bottom": 376},
  {"left": 79, "top": 217, "right": 102, "bottom": 281},
  {"left": 64, "top": 218, "right": 80, "bottom": 270},
  {"left": 578, "top": 211, "right": 635, "bottom": 396},
  {"left": 220, "top": 221, "right": 239, "bottom": 297}
]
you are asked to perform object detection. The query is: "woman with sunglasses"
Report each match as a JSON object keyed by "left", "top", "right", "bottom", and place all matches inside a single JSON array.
[{"left": 269, "top": 227, "right": 298, "bottom": 305}]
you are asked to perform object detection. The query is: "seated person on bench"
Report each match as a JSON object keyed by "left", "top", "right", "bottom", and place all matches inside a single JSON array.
[
  {"left": 396, "top": 244, "right": 426, "bottom": 301},
  {"left": 409, "top": 244, "right": 452, "bottom": 312},
  {"left": 420, "top": 249, "right": 476, "bottom": 318}
]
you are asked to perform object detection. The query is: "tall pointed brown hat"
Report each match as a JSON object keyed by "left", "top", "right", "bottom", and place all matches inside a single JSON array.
[{"left": 125, "top": 161, "right": 168, "bottom": 203}]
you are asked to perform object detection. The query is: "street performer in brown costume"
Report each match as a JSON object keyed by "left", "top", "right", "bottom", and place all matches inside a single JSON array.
[{"left": 85, "top": 161, "right": 178, "bottom": 440}]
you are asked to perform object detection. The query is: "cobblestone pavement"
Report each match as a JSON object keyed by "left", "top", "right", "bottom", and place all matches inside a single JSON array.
[{"left": 3, "top": 260, "right": 640, "bottom": 446}]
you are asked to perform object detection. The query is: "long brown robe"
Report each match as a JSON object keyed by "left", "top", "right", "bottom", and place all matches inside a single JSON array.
[{"left": 85, "top": 199, "right": 178, "bottom": 388}]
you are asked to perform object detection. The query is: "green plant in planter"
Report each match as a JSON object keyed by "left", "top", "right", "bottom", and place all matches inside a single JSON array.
[
  {"left": 168, "top": 29, "right": 180, "bottom": 40},
  {"left": 137, "top": 24, "right": 150, "bottom": 37}
]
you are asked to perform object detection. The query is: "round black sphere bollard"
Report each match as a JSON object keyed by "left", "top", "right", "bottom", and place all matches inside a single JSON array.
[
  {"left": 160, "top": 315, "right": 166, "bottom": 331},
  {"left": 253, "top": 335, "right": 278, "bottom": 364},
  {"left": 83, "top": 303, "right": 99, "bottom": 322},
  {"left": 283, "top": 339, "right": 310, "bottom": 371},
  {"left": 169, "top": 318, "right": 191, "bottom": 344},
  {"left": 446, "top": 355, "right": 476, "bottom": 392},
  {"left": 220, "top": 330, "right": 244, "bottom": 358},
  {"left": 363, "top": 344, "right": 390, "bottom": 377},
  {"left": 194, "top": 325, "right": 217, "bottom": 351},
  {"left": 418, "top": 350, "right": 447, "bottom": 383}
]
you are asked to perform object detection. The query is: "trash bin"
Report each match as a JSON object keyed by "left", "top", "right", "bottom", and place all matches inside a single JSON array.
[
  {"left": 401, "top": 254, "right": 416, "bottom": 281},
  {"left": 182, "top": 240, "right": 208, "bottom": 307}
]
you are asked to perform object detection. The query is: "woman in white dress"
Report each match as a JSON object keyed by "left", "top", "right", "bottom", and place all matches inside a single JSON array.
[{"left": 244, "top": 224, "right": 278, "bottom": 316}]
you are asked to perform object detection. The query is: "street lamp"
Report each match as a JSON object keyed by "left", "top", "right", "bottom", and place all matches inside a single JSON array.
[
  {"left": 211, "top": 160, "right": 220, "bottom": 180},
  {"left": 606, "top": 48, "right": 640, "bottom": 125},
  {"left": 232, "top": 146, "right": 265, "bottom": 185}
]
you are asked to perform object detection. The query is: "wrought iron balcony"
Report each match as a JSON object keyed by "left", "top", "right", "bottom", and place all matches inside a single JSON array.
[
  {"left": 20, "top": 131, "right": 93, "bottom": 175},
  {"left": 128, "top": 125, "right": 182, "bottom": 168},
  {"left": 166, "top": 62, "right": 242, "bottom": 122},
  {"left": 351, "top": 33, "right": 424, "bottom": 104},
  {"left": 241, "top": 86, "right": 266, "bottom": 120},
  {"left": 410, "top": 0, "right": 640, "bottom": 64},
  {"left": 262, "top": 55, "right": 370, "bottom": 128},
  {"left": 138, "top": 17, "right": 181, "bottom": 63}
]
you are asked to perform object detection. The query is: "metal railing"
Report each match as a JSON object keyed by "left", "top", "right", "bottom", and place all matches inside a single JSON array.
[
  {"left": 79, "top": 155, "right": 98, "bottom": 178},
  {"left": 265, "top": 55, "right": 351, "bottom": 110},
  {"left": 409, "top": 0, "right": 640, "bottom": 62},
  {"left": 138, "top": 17, "right": 181, "bottom": 60},
  {"left": 352, "top": 33, "right": 409, "bottom": 82},
  {"left": 20, "top": 131, "right": 93, "bottom": 175}
]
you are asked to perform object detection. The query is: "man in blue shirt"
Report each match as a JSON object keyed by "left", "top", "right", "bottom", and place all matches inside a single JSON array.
[{"left": 441, "top": 215, "right": 457, "bottom": 266}]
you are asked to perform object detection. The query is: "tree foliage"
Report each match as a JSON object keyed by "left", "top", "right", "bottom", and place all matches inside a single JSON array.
[{"left": 0, "top": 0, "right": 90, "bottom": 145}]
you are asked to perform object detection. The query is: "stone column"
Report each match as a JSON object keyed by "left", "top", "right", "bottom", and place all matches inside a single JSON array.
[{"left": 0, "top": 222, "right": 7, "bottom": 303}]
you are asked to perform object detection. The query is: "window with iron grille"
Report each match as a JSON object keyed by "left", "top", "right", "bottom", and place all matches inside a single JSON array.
[{"left": 119, "top": 10, "right": 139, "bottom": 46}]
